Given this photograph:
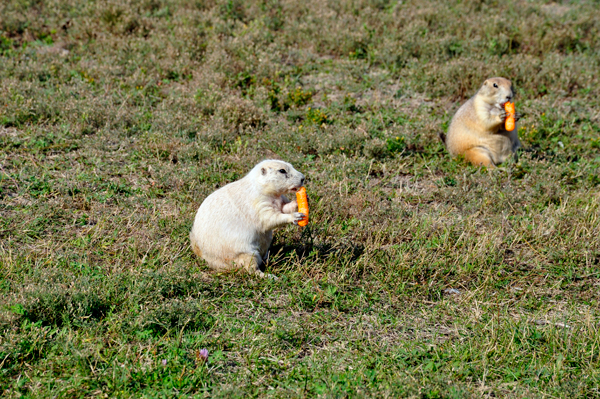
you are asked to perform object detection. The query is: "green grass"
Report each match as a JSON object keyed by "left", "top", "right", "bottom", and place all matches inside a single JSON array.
[{"left": 1, "top": 0, "right": 599, "bottom": 397}]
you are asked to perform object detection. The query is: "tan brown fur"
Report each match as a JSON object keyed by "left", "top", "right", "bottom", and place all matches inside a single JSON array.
[{"left": 445, "top": 77, "right": 521, "bottom": 167}]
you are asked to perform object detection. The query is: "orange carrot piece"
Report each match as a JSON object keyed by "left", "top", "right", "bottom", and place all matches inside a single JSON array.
[
  {"left": 505, "top": 102, "right": 516, "bottom": 132},
  {"left": 296, "top": 187, "right": 309, "bottom": 227}
]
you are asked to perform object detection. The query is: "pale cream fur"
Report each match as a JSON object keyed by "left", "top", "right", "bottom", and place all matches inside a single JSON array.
[
  {"left": 446, "top": 77, "right": 521, "bottom": 167},
  {"left": 190, "top": 160, "right": 305, "bottom": 278}
]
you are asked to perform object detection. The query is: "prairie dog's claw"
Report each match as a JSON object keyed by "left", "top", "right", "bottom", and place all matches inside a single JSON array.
[
  {"left": 257, "top": 271, "right": 279, "bottom": 280},
  {"left": 292, "top": 212, "right": 306, "bottom": 224}
]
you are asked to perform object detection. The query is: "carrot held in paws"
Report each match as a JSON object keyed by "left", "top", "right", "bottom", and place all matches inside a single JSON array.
[
  {"left": 296, "top": 187, "right": 309, "bottom": 227},
  {"left": 504, "top": 102, "right": 516, "bottom": 132}
]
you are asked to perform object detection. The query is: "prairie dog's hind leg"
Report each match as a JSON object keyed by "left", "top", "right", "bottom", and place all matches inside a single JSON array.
[
  {"left": 235, "top": 252, "right": 278, "bottom": 279},
  {"left": 201, "top": 252, "right": 237, "bottom": 271},
  {"left": 463, "top": 147, "right": 495, "bottom": 167}
]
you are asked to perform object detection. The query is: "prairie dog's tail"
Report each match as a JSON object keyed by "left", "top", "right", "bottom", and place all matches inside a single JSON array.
[{"left": 190, "top": 232, "right": 203, "bottom": 258}]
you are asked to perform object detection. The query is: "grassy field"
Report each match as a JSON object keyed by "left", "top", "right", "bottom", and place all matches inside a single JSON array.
[{"left": 1, "top": 0, "right": 600, "bottom": 397}]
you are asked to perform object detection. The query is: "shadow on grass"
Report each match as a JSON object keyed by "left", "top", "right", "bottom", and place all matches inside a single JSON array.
[{"left": 268, "top": 230, "right": 365, "bottom": 269}]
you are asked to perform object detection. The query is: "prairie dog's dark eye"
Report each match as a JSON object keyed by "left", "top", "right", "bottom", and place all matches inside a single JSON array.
[
  {"left": 493, "top": 83, "right": 498, "bottom": 88},
  {"left": 279, "top": 169, "right": 287, "bottom": 174}
]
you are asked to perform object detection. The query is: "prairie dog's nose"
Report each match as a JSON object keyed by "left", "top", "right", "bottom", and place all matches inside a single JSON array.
[{"left": 300, "top": 176, "right": 305, "bottom": 186}]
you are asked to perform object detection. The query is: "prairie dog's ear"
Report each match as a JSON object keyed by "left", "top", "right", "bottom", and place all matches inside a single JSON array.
[
  {"left": 261, "top": 167, "right": 266, "bottom": 175},
  {"left": 483, "top": 80, "right": 488, "bottom": 86}
]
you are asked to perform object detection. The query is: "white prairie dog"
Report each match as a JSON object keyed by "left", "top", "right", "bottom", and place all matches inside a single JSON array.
[
  {"left": 445, "top": 77, "right": 521, "bottom": 167},
  {"left": 190, "top": 159, "right": 306, "bottom": 278}
]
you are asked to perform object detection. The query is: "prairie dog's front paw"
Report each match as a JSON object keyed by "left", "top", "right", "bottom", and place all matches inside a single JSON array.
[
  {"left": 490, "top": 107, "right": 506, "bottom": 119},
  {"left": 282, "top": 199, "right": 298, "bottom": 214},
  {"left": 291, "top": 212, "right": 306, "bottom": 225}
]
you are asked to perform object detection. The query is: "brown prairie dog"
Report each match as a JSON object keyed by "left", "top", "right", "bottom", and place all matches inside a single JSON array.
[
  {"left": 445, "top": 77, "right": 521, "bottom": 167},
  {"left": 190, "top": 160, "right": 306, "bottom": 279}
]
